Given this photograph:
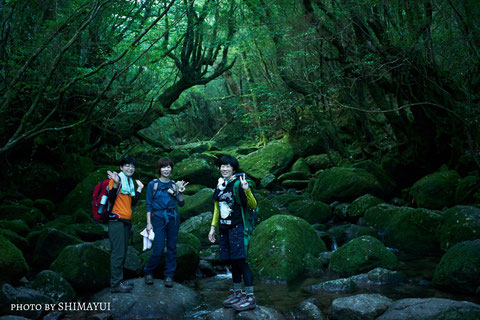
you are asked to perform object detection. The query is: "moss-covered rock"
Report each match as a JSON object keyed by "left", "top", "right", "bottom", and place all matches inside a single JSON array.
[
  {"left": 179, "top": 212, "right": 212, "bottom": 246},
  {"left": 71, "top": 223, "right": 107, "bottom": 242},
  {"left": 248, "top": 215, "right": 327, "bottom": 282},
  {"left": 259, "top": 173, "right": 276, "bottom": 189},
  {"left": 183, "top": 184, "right": 209, "bottom": 195},
  {"left": 305, "top": 154, "right": 335, "bottom": 172},
  {"left": 172, "top": 158, "right": 218, "bottom": 187},
  {"left": 30, "top": 228, "right": 82, "bottom": 269},
  {"left": 0, "top": 204, "right": 46, "bottom": 227},
  {"left": 327, "top": 224, "right": 377, "bottom": 248},
  {"left": 0, "top": 284, "right": 54, "bottom": 319},
  {"left": 281, "top": 180, "right": 310, "bottom": 189},
  {"left": 311, "top": 167, "right": 383, "bottom": 203},
  {"left": 433, "top": 239, "right": 480, "bottom": 294},
  {"left": 31, "top": 270, "right": 76, "bottom": 302},
  {"left": 178, "top": 231, "right": 201, "bottom": 252},
  {"left": 58, "top": 167, "right": 114, "bottom": 215},
  {"left": 50, "top": 243, "right": 110, "bottom": 291},
  {"left": 0, "top": 235, "right": 29, "bottom": 283},
  {"left": 438, "top": 206, "right": 480, "bottom": 251},
  {"left": 410, "top": 170, "right": 460, "bottom": 210},
  {"left": 271, "top": 194, "right": 307, "bottom": 209},
  {"left": 168, "top": 148, "right": 191, "bottom": 164},
  {"left": 329, "top": 236, "right": 398, "bottom": 276},
  {"left": 352, "top": 160, "right": 397, "bottom": 197},
  {"left": 140, "top": 243, "right": 200, "bottom": 280},
  {"left": 178, "top": 188, "right": 214, "bottom": 221},
  {"left": 0, "top": 219, "right": 30, "bottom": 237},
  {"left": 288, "top": 199, "right": 331, "bottom": 224},
  {"left": 364, "top": 204, "right": 443, "bottom": 255},
  {"left": 278, "top": 171, "right": 309, "bottom": 183},
  {"left": 59, "top": 154, "right": 95, "bottom": 183},
  {"left": 240, "top": 137, "right": 295, "bottom": 180},
  {"left": 455, "top": 176, "right": 480, "bottom": 205},
  {"left": 33, "top": 199, "right": 55, "bottom": 219},
  {"left": 348, "top": 194, "right": 384, "bottom": 220},
  {"left": 257, "top": 194, "right": 282, "bottom": 223},
  {"left": 291, "top": 158, "right": 311, "bottom": 175},
  {"left": 0, "top": 229, "right": 28, "bottom": 251}
]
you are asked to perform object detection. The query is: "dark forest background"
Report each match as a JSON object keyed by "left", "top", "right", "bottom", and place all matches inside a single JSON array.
[{"left": 1, "top": 0, "right": 479, "bottom": 200}]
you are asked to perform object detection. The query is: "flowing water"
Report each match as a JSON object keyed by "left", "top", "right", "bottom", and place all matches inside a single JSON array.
[{"left": 184, "top": 252, "right": 480, "bottom": 319}]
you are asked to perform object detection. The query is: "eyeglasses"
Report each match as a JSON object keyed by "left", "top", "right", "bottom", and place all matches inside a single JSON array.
[{"left": 124, "top": 164, "right": 135, "bottom": 169}]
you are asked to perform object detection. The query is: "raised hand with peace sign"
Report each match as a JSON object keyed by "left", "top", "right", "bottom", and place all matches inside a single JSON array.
[{"left": 239, "top": 173, "right": 249, "bottom": 190}]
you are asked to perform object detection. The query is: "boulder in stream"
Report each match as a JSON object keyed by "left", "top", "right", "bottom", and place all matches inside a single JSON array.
[{"left": 331, "top": 293, "right": 393, "bottom": 320}]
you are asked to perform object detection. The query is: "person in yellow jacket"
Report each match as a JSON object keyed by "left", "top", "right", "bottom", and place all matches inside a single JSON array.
[{"left": 208, "top": 155, "right": 258, "bottom": 311}]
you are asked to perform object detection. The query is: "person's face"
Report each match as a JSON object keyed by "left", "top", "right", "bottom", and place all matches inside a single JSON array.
[
  {"left": 160, "top": 165, "right": 172, "bottom": 178},
  {"left": 220, "top": 164, "right": 234, "bottom": 179},
  {"left": 121, "top": 163, "right": 135, "bottom": 177}
]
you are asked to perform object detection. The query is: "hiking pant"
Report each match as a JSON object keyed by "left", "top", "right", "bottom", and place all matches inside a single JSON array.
[
  {"left": 144, "top": 212, "right": 180, "bottom": 278},
  {"left": 109, "top": 220, "right": 131, "bottom": 287}
]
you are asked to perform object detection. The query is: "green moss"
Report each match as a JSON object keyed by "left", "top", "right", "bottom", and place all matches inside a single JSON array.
[
  {"left": 32, "top": 270, "right": 76, "bottom": 302},
  {"left": 179, "top": 212, "right": 213, "bottom": 246},
  {"left": 172, "top": 158, "right": 218, "bottom": 187},
  {"left": 329, "top": 236, "right": 398, "bottom": 276},
  {"left": 0, "top": 219, "right": 30, "bottom": 236},
  {"left": 288, "top": 199, "right": 331, "bottom": 224},
  {"left": 0, "top": 235, "right": 29, "bottom": 283},
  {"left": 455, "top": 176, "right": 480, "bottom": 205},
  {"left": 348, "top": 194, "right": 384, "bottom": 219},
  {"left": 305, "top": 154, "right": 335, "bottom": 172},
  {"left": 410, "top": 170, "right": 460, "bottom": 210},
  {"left": 249, "top": 215, "right": 326, "bottom": 282},
  {"left": 178, "top": 188, "right": 214, "bottom": 221},
  {"left": 433, "top": 239, "right": 480, "bottom": 294},
  {"left": 291, "top": 158, "right": 311, "bottom": 175},
  {"left": 438, "top": 206, "right": 480, "bottom": 251},
  {"left": 178, "top": 231, "right": 201, "bottom": 251}
]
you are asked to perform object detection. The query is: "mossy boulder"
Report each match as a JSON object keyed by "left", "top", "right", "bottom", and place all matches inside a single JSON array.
[
  {"left": 0, "top": 219, "right": 30, "bottom": 237},
  {"left": 30, "top": 228, "right": 82, "bottom": 269},
  {"left": 278, "top": 171, "right": 309, "bottom": 183},
  {"left": 288, "top": 199, "right": 332, "bottom": 224},
  {"left": 311, "top": 167, "right": 383, "bottom": 203},
  {"left": 455, "top": 176, "right": 480, "bottom": 205},
  {"left": 291, "top": 158, "right": 311, "bottom": 175},
  {"left": 71, "top": 223, "right": 107, "bottom": 242},
  {"left": 58, "top": 167, "right": 113, "bottom": 215},
  {"left": 364, "top": 204, "right": 443, "bottom": 255},
  {"left": 410, "top": 170, "right": 460, "bottom": 210},
  {"left": 305, "top": 154, "right": 335, "bottom": 172},
  {"left": 327, "top": 224, "right": 377, "bottom": 247},
  {"left": 172, "top": 158, "right": 218, "bottom": 187},
  {"left": 248, "top": 215, "right": 327, "bottom": 282},
  {"left": 0, "top": 284, "right": 54, "bottom": 319},
  {"left": 140, "top": 244, "right": 199, "bottom": 280},
  {"left": 179, "top": 212, "right": 212, "bottom": 246},
  {"left": 33, "top": 199, "right": 55, "bottom": 219},
  {"left": 329, "top": 236, "right": 398, "bottom": 276},
  {"left": 50, "top": 242, "right": 110, "bottom": 291},
  {"left": 183, "top": 184, "right": 209, "bottom": 195},
  {"left": 0, "top": 204, "right": 45, "bottom": 227},
  {"left": 59, "top": 154, "right": 95, "bottom": 183},
  {"left": 348, "top": 194, "right": 384, "bottom": 220},
  {"left": 168, "top": 148, "right": 190, "bottom": 164},
  {"left": 240, "top": 137, "right": 295, "bottom": 180},
  {"left": 271, "top": 193, "right": 307, "bottom": 209},
  {"left": 438, "top": 206, "right": 480, "bottom": 251},
  {"left": 0, "top": 235, "right": 29, "bottom": 283},
  {"left": 178, "top": 188, "right": 214, "bottom": 221},
  {"left": 0, "top": 229, "right": 28, "bottom": 251},
  {"left": 31, "top": 270, "right": 76, "bottom": 302},
  {"left": 178, "top": 231, "right": 201, "bottom": 252},
  {"left": 352, "top": 160, "right": 397, "bottom": 197},
  {"left": 281, "top": 180, "right": 310, "bottom": 189},
  {"left": 257, "top": 194, "right": 282, "bottom": 223},
  {"left": 433, "top": 239, "right": 480, "bottom": 294}
]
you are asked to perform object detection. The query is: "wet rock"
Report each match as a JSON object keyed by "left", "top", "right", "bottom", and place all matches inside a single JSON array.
[
  {"left": 331, "top": 293, "right": 392, "bottom": 320},
  {"left": 0, "top": 235, "right": 29, "bottom": 283},
  {"left": 351, "top": 268, "right": 407, "bottom": 287},
  {"left": 259, "top": 173, "right": 276, "bottom": 189},
  {"left": 207, "top": 305, "right": 286, "bottom": 320},
  {"left": 364, "top": 204, "right": 443, "bottom": 255},
  {"left": 438, "top": 205, "right": 480, "bottom": 251},
  {"left": 297, "top": 299, "right": 326, "bottom": 320},
  {"left": 31, "top": 270, "right": 76, "bottom": 303},
  {"left": 50, "top": 243, "right": 110, "bottom": 292},
  {"left": 179, "top": 188, "right": 215, "bottom": 221},
  {"left": 180, "top": 212, "right": 213, "bottom": 246},
  {"left": 198, "top": 259, "right": 216, "bottom": 277},
  {"left": 433, "top": 239, "right": 480, "bottom": 294},
  {"left": 329, "top": 236, "right": 398, "bottom": 276},
  {"left": 410, "top": 169, "right": 460, "bottom": 210},
  {"left": 249, "top": 215, "right": 326, "bottom": 282},
  {"left": 0, "top": 284, "right": 54, "bottom": 319},
  {"left": 332, "top": 203, "right": 349, "bottom": 221},
  {"left": 91, "top": 278, "right": 200, "bottom": 320},
  {"left": 288, "top": 199, "right": 331, "bottom": 224},
  {"left": 311, "top": 167, "right": 383, "bottom": 203},
  {"left": 305, "top": 278, "right": 356, "bottom": 293},
  {"left": 376, "top": 297, "right": 480, "bottom": 320},
  {"left": 199, "top": 245, "right": 222, "bottom": 265}
]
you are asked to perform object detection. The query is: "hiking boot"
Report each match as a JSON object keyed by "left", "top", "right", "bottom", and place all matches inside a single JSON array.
[
  {"left": 144, "top": 274, "right": 154, "bottom": 285},
  {"left": 164, "top": 277, "right": 173, "bottom": 288},
  {"left": 111, "top": 282, "right": 132, "bottom": 293},
  {"left": 232, "top": 294, "right": 256, "bottom": 312},
  {"left": 222, "top": 290, "right": 244, "bottom": 308}
]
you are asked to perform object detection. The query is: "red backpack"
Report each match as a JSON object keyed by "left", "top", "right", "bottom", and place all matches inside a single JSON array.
[{"left": 92, "top": 179, "right": 111, "bottom": 223}]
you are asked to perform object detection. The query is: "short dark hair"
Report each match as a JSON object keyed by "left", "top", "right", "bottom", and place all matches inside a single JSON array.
[
  {"left": 120, "top": 156, "right": 136, "bottom": 167},
  {"left": 157, "top": 158, "right": 174, "bottom": 173},
  {"left": 218, "top": 155, "right": 239, "bottom": 172}
]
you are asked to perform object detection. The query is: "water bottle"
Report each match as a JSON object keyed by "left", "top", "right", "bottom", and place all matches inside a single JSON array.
[{"left": 98, "top": 195, "right": 108, "bottom": 213}]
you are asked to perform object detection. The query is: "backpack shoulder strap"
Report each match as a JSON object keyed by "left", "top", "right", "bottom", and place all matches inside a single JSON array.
[{"left": 152, "top": 179, "right": 160, "bottom": 199}]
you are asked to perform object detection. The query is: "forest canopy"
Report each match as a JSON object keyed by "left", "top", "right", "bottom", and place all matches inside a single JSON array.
[{"left": 1, "top": 0, "right": 479, "bottom": 196}]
